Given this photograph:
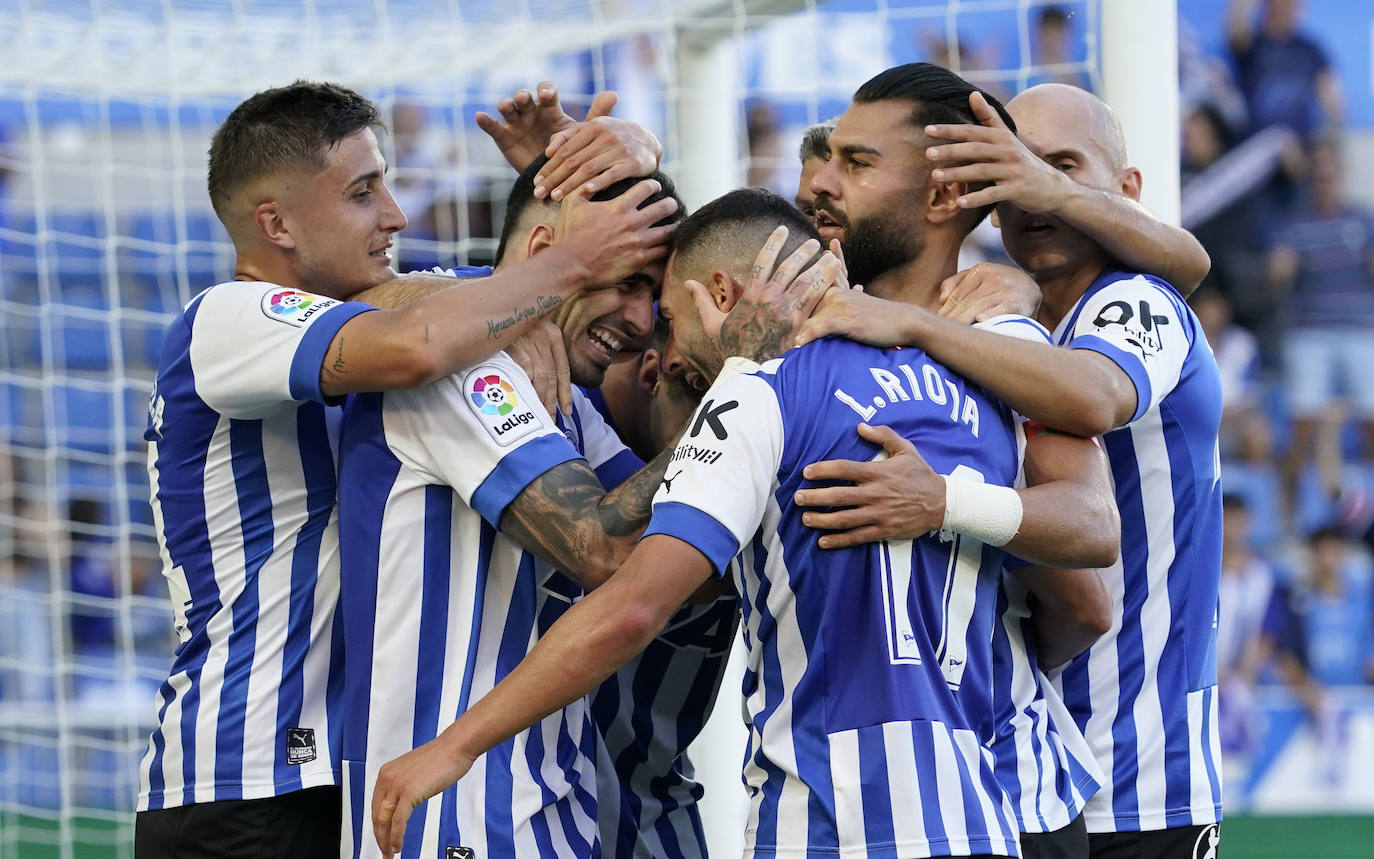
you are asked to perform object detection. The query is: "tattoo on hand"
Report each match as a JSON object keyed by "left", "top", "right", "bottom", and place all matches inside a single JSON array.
[{"left": 719, "top": 298, "right": 793, "bottom": 365}]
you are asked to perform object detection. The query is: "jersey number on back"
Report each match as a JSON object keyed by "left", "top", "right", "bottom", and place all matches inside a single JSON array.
[{"left": 878, "top": 463, "right": 984, "bottom": 691}]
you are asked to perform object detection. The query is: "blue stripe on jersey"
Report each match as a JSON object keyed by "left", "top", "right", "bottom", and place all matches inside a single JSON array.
[
  {"left": 857, "top": 727, "right": 896, "bottom": 850},
  {"left": 214, "top": 418, "right": 273, "bottom": 799},
  {"left": 470, "top": 434, "right": 580, "bottom": 525},
  {"left": 400, "top": 485, "right": 455, "bottom": 857},
  {"left": 286, "top": 304, "right": 372, "bottom": 403},
  {"left": 348, "top": 760, "right": 365, "bottom": 858},
  {"left": 1105, "top": 426, "right": 1147, "bottom": 826},
  {"left": 1067, "top": 334, "right": 1153, "bottom": 423},
  {"left": 913, "top": 726, "right": 946, "bottom": 846},
  {"left": 273, "top": 403, "right": 336, "bottom": 791},
  {"left": 643, "top": 502, "right": 739, "bottom": 576},
  {"left": 594, "top": 449, "right": 643, "bottom": 492},
  {"left": 338, "top": 392, "right": 398, "bottom": 765}
]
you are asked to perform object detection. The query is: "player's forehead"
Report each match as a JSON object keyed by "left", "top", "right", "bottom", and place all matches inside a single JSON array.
[
  {"left": 317, "top": 127, "right": 387, "bottom": 183},
  {"left": 831, "top": 101, "right": 924, "bottom": 155},
  {"left": 1009, "top": 88, "right": 1115, "bottom": 168}
]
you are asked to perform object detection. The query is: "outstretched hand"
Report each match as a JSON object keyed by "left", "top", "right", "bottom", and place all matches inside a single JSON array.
[
  {"left": 794, "top": 423, "right": 945, "bottom": 548},
  {"left": 476, "top": 81, "right": 582, "bottom": 173},
  {"left": 924, "top": 90, "right": 1073, "bottom": 213},
  {"left": 371, "top": 736, "right": 476, "bottom": 858}
]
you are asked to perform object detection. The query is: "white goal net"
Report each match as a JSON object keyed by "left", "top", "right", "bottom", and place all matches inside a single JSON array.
[{"left": 0, "top": 1, "right": 1143, "bottom": 855}]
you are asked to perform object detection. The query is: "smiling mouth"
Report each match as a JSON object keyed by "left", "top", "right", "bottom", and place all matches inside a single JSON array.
[
  {"left": 586, "top": 326, "right": 625, "bottom": 362},
  {"left": 814, "top": 209, "right": 843, "bottom": 231}
]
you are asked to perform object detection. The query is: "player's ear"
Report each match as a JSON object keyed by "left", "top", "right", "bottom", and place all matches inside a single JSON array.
[
  {"left": 1119, "top": 167, "right": 1142, "bottom": 202},
  {"left": 926, "top": 174, "right": 964, "bottom": 225},
  {"left": 637, "top": 347, "right": 662, "bottom": 396},
  {"left": 710, "top": 269, "right": 744, "bottom": 312},
  {"left": 253, "top": 201, "right": 294, "bottom": 250},
  {"left": 525, "top": 222, "right": 556, "bottom": 258}
]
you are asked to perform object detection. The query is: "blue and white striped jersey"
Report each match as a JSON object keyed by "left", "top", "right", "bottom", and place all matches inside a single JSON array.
[
  {"left": 138, "top": 281, "right": 372, "bottom": 811},
  {"left": 577, "top": 386, "right": 738, "bottom": 859},
  {"left": 975, "top": 316, "right": 1104, "bottom": 835},
  {"left": 644, "top": 337, "right": 1026, "bottom": 859},
  {"left": 338, "top": 356, "right": 609, "bottom": 859},
  {"left": 1047, "top": 270, "right": 1225, "bottom": 833}
]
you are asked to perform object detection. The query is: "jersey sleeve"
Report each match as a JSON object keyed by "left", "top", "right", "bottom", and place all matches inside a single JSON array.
[
  {"left": 975, "top": 313, "right": 1054, "bottom": 344},
  {"left": 642, "top": 372, "right": 784, "bottom": 578},
  {"left": 187, "top": 282, "right": 372, "bottom": 418},
  {"left": 382, "top": 352, "right": 581, "bottom": 527},
  {"left": 566, "top": 387, "right": 644, "bottom": 490},
  {"left": 1063, "top": 275, "right": 1191, "bottom": 424}
]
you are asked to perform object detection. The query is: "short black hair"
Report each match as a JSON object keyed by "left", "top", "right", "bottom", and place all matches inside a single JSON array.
[
  {"left": 853, "top": 62, "right": 1016, "bottom": 135},
  {"left": 494, "top": 153, "right": 684, "bottom": 265},
  {"left": 667, "top": 188, "right": 821, "bottom": 285},
  {"left": 208, "top": 81, "right": 382, "bottom": 221}
]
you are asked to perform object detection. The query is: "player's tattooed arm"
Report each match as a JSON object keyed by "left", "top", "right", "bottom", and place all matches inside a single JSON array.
[{"left": 500, "top": 440, "right": 679, "bottom": 589}]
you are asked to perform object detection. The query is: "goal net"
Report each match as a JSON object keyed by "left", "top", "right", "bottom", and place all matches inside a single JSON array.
[{"left": 0, "top": 1, "right": 1135, "bottom": 855}]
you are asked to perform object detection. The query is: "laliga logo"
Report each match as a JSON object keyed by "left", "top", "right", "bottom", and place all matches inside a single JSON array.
[
  {"left": 269, "top": 290, "right": 314, "bottom": 316},
  {"left": 470, "top": 374, "right": 519, "bottom": 416}
]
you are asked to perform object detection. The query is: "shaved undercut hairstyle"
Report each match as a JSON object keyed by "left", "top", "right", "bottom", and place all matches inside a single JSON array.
[
  {"left": 207, "top": 80, "right": 382, "bottom": 221},
  {"left": 798, "top": 117, "right": 838, "bottom": 163},
  {"left": 668, "top": 188, "right": 822, "bottom": 286},
  {"left": 853, "top": 62, "right": 1016, "bottom": 224},
  {"left": 494, "top": 153, "right": 685, "bottom": 266}
]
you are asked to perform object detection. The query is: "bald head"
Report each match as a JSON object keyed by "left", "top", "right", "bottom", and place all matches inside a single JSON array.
[{"left": 1009, "top": 84, "right": 1128, "bottom": 173}]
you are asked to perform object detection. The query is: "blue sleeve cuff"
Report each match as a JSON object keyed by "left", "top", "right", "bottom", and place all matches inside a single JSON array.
[
  {"left": 595, "top": 449, "right": 645, "bottom": 491},
  {"left": 471, "top": 433, "right": 581, "bottom": 527},
  {"left": 643, "top": 501, "right": 740, "bottom": 579},
  {"left": 288, "top": 302, "right": 375, "bottom": 403},
  {"left": 1068, "top": 334, "right": 1152, "bottom": 423}
]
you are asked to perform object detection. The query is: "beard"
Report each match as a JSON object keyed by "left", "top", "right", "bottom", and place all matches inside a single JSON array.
[{"left": 841, "top": 213, "right": 921, "bottom": 288}]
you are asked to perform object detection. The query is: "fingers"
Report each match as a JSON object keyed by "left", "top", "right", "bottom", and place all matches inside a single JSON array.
[
  {"left": 801, "top": 505, "right": 881, "bottom": 531},
  {"left": 968, "top": 90, "right": 1008, "bottom": 130},
  {"left": 931, "top": 162, "right": 1010, "bottom": 185},
  {"left": 747, "top": 226, "right": 789, "bottom": 290},
  {"left": 855, "top": 422, "right": 918, "bottom": 460},
  {"left": 387, "top": 803, "right": 412, "bottom": 857},
  {"left": 794, "top": 483, "right": 875, "bottom": 510},
  {"left": 817, "top": 524, "right": 890, "bottom": 550},
  {"left": 939, "top": 267, "right": 973, "bottom": 303},
  {"left": 585, "top": 89, "right": 618, "bottom": 119},
  {"left": 684, "top": 279, "right": 727, "bottom": 339},
  {"left": 474, "top": 110, "right": 500, "bottom": 138},
  {"left": 952, "top": 184, "right": 1010, "bottom": 210},
  {"left": 923, "top": 122, "right": 999, "bottom": 143},
  {"left": 536, "top": 80, "right": 560, "bottom": 110},
  {"left": 552, "top": 331, "right": 573, "bottom": 418},
  {"left": 373, "top": 793, "right": 397, "bottom": 857},
  {"left": 926, "top": 140, "right": 1007, "bottom": 165},
  {"left": 769, "top": 238, "right": 824, "bottom": 298},
  {"left": 827, "top": 239, "right": 851, "bottom": 291},
  {"left": 798, "top": 457, "right": 869, "bottom": 487},
  {"left": 787, "top": 252, "right": 841, "bottom": 319}
]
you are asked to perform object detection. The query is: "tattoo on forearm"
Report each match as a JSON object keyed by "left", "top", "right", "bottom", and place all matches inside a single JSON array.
[
  {"left": 501, "top": 448, "right": 673, "bottom": 582},
  {"left": 326, "top": 338, "right": 347, "bottom": 379},
  {"left": 485, "top": 295, "right": 564, "bottom": 340}
]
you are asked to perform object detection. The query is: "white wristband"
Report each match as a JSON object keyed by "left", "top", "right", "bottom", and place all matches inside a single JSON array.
[
  {"left": 711, "top": 356, "right": 763, "bottom": 387},
  {"left": 939, "top": 475, "right": 1023, "bottom": 547}
]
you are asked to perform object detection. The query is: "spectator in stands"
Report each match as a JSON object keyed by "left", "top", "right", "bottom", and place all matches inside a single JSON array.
[
  {"left": 1288, "top": 524, "right": 1374, "bottom": 688},
  {"left": 1029, "top": 6, "right": 1091, "bottom": 90},
  {"left": 1218, "top": 494, "right": 1286, "bottom": 755},
  {"left": 1268, "top": 136, "right": 1374, "bottom": 523},
  {"left": 1227, "top": 0, "right": 1343, "bottom": 142},
  {"left": 1192, "top": 286, "right": 1272, "bottom": 465},
  {"left": 1181, "top": 103, "right": 1288, "bottom": 362}
]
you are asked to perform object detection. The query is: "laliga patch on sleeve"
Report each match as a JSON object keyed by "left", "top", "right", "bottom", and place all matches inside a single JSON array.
[
  {"left": 464, "top": 366, "right": 545, "bottom": 446},
  {"left": 260, "top": 288, "right": 339, "bottom": 327}
]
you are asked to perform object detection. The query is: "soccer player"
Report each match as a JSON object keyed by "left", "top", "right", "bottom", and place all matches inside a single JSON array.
[
  {"left": 367, "top": 187, "right": 1121, "bottom": 859},
  {"left": 794, "top": 117, "right": 836, "bottom": 223},
  {"left": 135, "top": 80, "right": 674, "bottom": 857},
  {"left": 799, "top": 83, "right": 1225, "bottom": 858}
]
